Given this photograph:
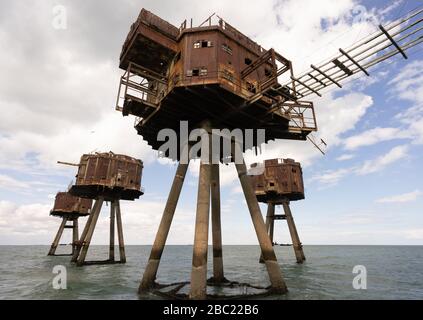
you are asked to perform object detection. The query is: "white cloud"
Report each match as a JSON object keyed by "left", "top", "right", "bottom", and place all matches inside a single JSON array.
[
  {"left": 389, "top": 60, "right": 423, "bottom": 145},
  {"left": 0, "top": 112, "right": 157, "bottom": 173},
  {"left": 310, "top": 144, "right": 409, "bottom": 186},
  {"left": 336, "top": 154, "right": 355, "bottom": 161},
  {"left": 403, "top": 229, "right": 423, "bottom": 240},
  {"left": 376, "top": 190, "right": 423, "bottom": 204},
  {"left": 0, "top": 198, "right": 196, "bottom": 245},
  {"left": 242, "top": 92, "right": 374, "bottom": 172},
  {"left": 0, "top": 174, "right": 30, "bottom": 190},
  {"left": 0, "top": 174, "right": 62, "bottom": 194},
  {"left": 0, "top": 0, "right": 380, "bottom": 174},
  {"left": 343, "top": 127, "right": 410, "bottom": 150},
  {"left": 356, "top": 144, "right": 408, "bottom": 175},
  {"left": 309, "top": 168, "right": 351, "bottom": 187}
]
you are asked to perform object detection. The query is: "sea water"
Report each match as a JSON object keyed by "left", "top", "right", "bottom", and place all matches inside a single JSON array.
[{"left": 0, "top": 245, "right": 422, "bottom": 300}]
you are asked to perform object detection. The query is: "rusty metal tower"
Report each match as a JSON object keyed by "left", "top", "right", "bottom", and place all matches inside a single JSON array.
[
  {"left": 115, "top": 7, "right": 422, "bottom": 299},
  {"left": 48, "top": 192, "right": 92, "bottom": 256},
  {"left": 250, "top": 159, "right": 306, "bottom": 264},
  {"left": 59, "top": 152, "right": 144, "bottom": 266}
]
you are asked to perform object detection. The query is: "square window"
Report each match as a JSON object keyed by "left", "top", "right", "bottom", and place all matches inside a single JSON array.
[
  {"left": 222, "top": 44, "right": 233, "bottom": 55},
  {"left": 192, "top": 69, "right": 200, "bottom": 76},
  {"left": 199, "top": 68, "right": 208, "bottom": 76}
]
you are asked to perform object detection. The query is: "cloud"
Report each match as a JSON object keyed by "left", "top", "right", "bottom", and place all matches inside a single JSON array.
[
  {"left": 403, "top": 229, "right": 423, "bottom": 240},
  {"left": 0, "top": 174, "right": 30, "bottom": 190},
  {"left": 389, "top": 60, "right": 423, "bottom": 144},
  {"left": 0, "top": 198, "right": 196, "bottom": 245},
  {"left": 336, "top": 154, "right": 355, "bottom": 161},
  {"left": 343, "top": 127, "right": 410, "bottom": 150},
  {"left": 376, "top": 190, "right": 423, "bottom": 204},
  {"left": 242, "top": 92, "right": 374, "bottom": 171},
  {"left": 356, "top": 144, "right": 408, "bottom": 175},
  {"left": 310, "top": 144, "right": 409, "bottom": 186},
  {"left": 309, "top": 168, "right": 351, "bottom": 187},
  {"left": 0, "top": 0, "right": 380, "bottom": 174},
  {"left": 0, "top": 112, "right": 157, "bottom": 173}
]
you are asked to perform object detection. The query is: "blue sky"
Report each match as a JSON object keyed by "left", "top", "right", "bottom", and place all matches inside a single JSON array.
[{"left": 0, "top": 0, "right": 422, "bottom": 245}]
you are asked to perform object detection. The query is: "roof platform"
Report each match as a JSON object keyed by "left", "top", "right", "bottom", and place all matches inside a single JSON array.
[
  {"left": 120, "top": 9, "right": 179, "bottom": 73},
  {"left": 250, "top": 158, "right": 305, "bottom": 203},
  {"left": 69, "top": 184, "right": 143, "bottom": 202},
  {"left": 50, "top": 192, "right": 92, "bottom": 218},
  {"left": 131, "top": 84, "right": 314, "bottom": 158},
  {"left": 64, "top": 152, "right": 144, "bottom": 201}
]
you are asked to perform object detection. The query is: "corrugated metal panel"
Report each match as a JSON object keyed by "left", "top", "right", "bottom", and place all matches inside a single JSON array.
[
  {"left": 250, "top": 159, "right": 305, "bottom": 202},
  {"left": 75, "top": 152, "right": 143, "bottom": 192},
  {"left": 51, "top": 192, "right": 92, "bottom": 216}
]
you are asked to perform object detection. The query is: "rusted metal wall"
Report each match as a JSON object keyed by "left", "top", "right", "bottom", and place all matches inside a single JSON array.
[
  {"left": 250, "top": 159, "right": 305, "bottom": 202},
  {"left": 120, "top": 9, "right": 178, "bottom": 72},
  {"left": 139, "top": 9, "right": 180, "bottom": 39},
  {"left": 120, "top": 10, "right": 278, "bottom": 100},
  {"left": 75, "top": 152, "right": 143, "bottom": 192},
  {"left": 174, "top": 28, "right": 275, "bottom": 97},
  {"left": 50, "top": 192, "right": 92, "bottom": 217}
]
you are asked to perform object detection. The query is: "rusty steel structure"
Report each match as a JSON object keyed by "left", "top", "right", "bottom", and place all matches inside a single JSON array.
[
  {"left": 114, "top": 7, "right": 423, "bottom": 299},
  {"left": 116, "top": 9, "right": 317, "bottom": 155},
  {"left": 250, "top": 159, "right": 306, "bottom": 264},
  {"left": 48, "top": 192, "right": 92, "bottom": 257},
  {"left": 59, "top": 152, "right": 144, "bottom": 266},
  {"left": 68, "top": 152, "right": 144, "bottom": 201}
]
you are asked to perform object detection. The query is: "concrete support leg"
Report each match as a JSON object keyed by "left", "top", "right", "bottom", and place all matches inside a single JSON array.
[
  {"left": 259, "top": 203, "right": 275, "bottom": 263},
  {"left": 189, "top": 154, "right": 212, "bottom": 299},
  {"left": 232, "top": 141, "right": 287, "bottom": 293},
  {"left": 72, "top": 199, "right": 99, "bottom": 262},
  {"left": 139, "top": 161, "right": 189, "bottom": 293},
  {"left": 211, "top": 163, "right": 225, "bottom": 283},
  {"left": 76, "top": 197, "right": 104, "bottom": 266},
  {"left": 115, "top": 200, "right": 126, "bottom": 263},
  {"left": 269, "top": 204, "right": 275, "bottom": 244},
  {"left": 48, "top": 217, "right": 67, "bottom": 256},
  {"left": 72, "top": 219, "right": 79, "bottom": 256},
  {"left": 109, "top": 201, "right": 116, "bottom": 261},
  {"left": 283, "top": 201, "right": 306, "bottom": 263}
]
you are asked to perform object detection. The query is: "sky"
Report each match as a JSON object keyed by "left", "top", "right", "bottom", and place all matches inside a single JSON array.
[{"left": 0, "top": 0, "right": 422, "bottom": 246}]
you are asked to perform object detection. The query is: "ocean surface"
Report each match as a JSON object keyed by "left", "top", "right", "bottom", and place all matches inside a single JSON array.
[{"left": 0, "top": 245, "right": 422, "bottom": 300}]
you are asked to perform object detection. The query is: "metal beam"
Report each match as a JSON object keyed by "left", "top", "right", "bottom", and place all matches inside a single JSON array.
[
  {"left": 290, "top": 76, "right": 322, "bottom": 97},
  {"left": 310, "top": 64, "right": 342, "bottom": 88},
  {"left": 339, "top": 48, "right": 369, "bottom": 76},
  {"left": 379, "top": 25, "right": 408, "bottom": 59}
]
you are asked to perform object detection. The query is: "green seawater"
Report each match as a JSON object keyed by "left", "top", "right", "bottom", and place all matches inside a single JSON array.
[{"left": 0, "top": 245, "right": 422, "bottom": 300}]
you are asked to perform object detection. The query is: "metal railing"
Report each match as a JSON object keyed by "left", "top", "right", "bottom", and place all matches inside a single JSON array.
[
  {"left": 277, "top": 100, "right": 317, "bottom": 132},
  {"left": 115, "top": 62, "right": 165, "bottom": 112}
]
